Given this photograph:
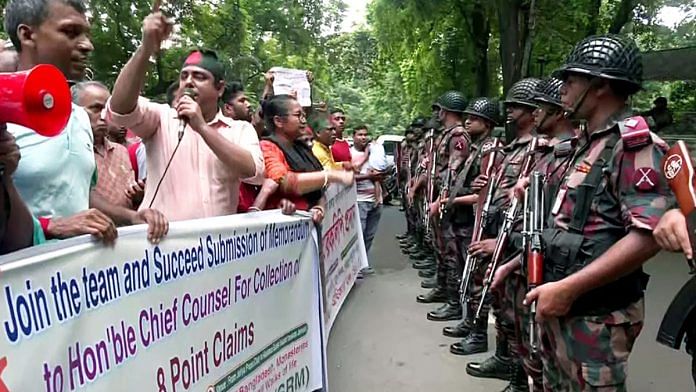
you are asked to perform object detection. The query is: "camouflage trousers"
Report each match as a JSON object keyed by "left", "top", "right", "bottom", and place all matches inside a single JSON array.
[
  {"left": 492, "top": 266, "right": 521, "bottom": 361},
  {"left": 538, "top": 299, "right": 645, "bottom": 391},
  {"left": 464, "top": 255, "right": 492, "bottom": 323},
  {"left": 433, "top": 219, "right": 471, "bottom": 301},
  {"left": 509, "top": 270, "right": 543, "bottom": 391}
]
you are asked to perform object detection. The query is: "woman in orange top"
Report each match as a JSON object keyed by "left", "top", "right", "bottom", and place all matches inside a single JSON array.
[{"left": 257, "top": 95, "right": 353, "bottom": 223}]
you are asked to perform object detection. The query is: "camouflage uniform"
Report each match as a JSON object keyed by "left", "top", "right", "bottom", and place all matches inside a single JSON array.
[
  {"left": 539, "top": 111, "right": 672, "bottom": 391},
  {"left": 467, "top": 78, "right": 542, "bottom": 385},
  {"left": 510, "top": 134, "right": 577, "bottom": 391},
  {"left": 433, "top": 124, "right": 472, "bottom": 304}
]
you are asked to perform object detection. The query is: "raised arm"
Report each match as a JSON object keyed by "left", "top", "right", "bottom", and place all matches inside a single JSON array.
[{"left": 109, "top": 12, "right": 173, "bottom": 139}]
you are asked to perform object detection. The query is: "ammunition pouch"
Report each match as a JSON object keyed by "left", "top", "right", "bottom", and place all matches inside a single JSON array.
[{"left": 542, "top": 228, "right": 648, "bottom": 316}]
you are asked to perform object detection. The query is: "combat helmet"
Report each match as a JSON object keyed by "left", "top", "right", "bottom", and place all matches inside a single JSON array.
[
  {"left": 554, "top": 34, "right": 642, "bottom": 94},
  {"left": 433, "top": 91, "right": 468, "bottom": 113},
  {"left": 533, "top": 77, "right": 564, "bottom": 108},
  {"left": 463, "top": 97, "right": 501, "bottom": 126},
  {"left": 504, "top": 78, "right": 541, "bottom": 108}
]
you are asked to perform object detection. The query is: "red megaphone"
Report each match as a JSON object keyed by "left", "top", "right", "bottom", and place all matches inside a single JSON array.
[{"left": 0, "top": 64, "right": 71, "bottom": 137}]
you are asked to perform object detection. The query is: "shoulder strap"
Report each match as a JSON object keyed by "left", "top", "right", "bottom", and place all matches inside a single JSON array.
[
  {"left": 567, "top": 132, "right": 621, "bottom": 234},
  {"left": 618, "top": 116, "right": 652, "bottom": 151}
]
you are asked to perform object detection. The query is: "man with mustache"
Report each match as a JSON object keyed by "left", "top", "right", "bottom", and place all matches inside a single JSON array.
[
  {"left": 4, "top": 0, "right": 167, "bottom": 243},
  {"left": 108, "top": 11, "right": 264, "bottom": 221}
]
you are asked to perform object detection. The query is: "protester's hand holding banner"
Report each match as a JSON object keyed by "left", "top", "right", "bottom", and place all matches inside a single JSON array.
[{"left": 0, "top": 212, "right": 324, "bottom": 391}]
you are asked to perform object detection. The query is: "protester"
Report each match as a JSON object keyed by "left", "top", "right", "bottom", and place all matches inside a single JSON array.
[
  {"left": 330, "top": 108, "right": 352, "bottom": 163},
  {"left": 108, "top": 11, "right": 264, "bottom": 221},
  {"left": 312, "top": 118, "right": 342, "bottom": 170},
  {"left": 4, "top": 0, "right": 167, "bottom": 243},
  {"left": 351, "top": 125, "right": 389, "bottom": 276},
  {"left": 0, "top": 125, "right": 44, "bottom": 253},
  {"left": 259, "top": 95, "right": 353, "bottom": 223},
  {"left": 72, "top": 81, "right": 135, "bottom": 209},
  {"left": 222, "top": 81, "right": 252, "bottom": 122}
]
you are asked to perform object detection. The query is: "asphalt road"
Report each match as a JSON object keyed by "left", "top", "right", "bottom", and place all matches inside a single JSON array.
[{"left": 327, "top": 206, "right": 693, "bottom": 392}]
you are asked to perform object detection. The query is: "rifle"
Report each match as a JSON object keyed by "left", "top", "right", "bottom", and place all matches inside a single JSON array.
[
  {"left": 460, "top": 139, "right": 503, "bottom": 304},
  {"left": 475, "top": 136, "right": 541, "bottom": 320},
  {"left": 422, "top": 129, "right": 436, "bottom": 233},
  {"left": 524, "top": 171, "right": 545, "bottom": 355},
  {"left": 438, "top": 169, "right": 451, "bottom": 221}
]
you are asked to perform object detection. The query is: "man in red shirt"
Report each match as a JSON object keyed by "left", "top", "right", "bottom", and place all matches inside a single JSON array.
[{"left": 330, "top": 108, "right": 352, "bottom": 163}]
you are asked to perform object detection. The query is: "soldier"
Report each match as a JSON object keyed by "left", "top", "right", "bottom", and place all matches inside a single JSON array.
[
  {"left": 400, "top": 126, "right": 426, "bottom": 252},
  {"left": 396, "top": 122, "right": 419, "bottom": 236},
  {"left": 409, "top": 113, "right": 444, "bottom": 284},
  {"left": 416, "top": 91, "right": 471, "bottom": 321},
  {"left": 493, "top": 77, "right": 578, "bottom": 391},
  {"left": 522, "top": 34, "right": 673, "bottom": 390},
  {"left": 465, "top": 78, "right": 541, "bottom": 383},
  {"left": 437, "top": 98, "right": 501, "bottom": 354}
]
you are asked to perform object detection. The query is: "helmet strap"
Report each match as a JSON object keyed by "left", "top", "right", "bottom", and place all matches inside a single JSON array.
[{"left": 563, "top": 77, "right": 601, "bottom": 119}]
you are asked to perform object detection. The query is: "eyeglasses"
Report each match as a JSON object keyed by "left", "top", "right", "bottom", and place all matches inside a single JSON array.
[{"left": 285, "top": 112, "right": 306, "bottom": 120}]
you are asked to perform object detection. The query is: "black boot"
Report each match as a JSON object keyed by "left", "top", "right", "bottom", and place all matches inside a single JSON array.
[
  {"left": 412, "top": 259, "right": 435, "bottom": 270},
  {"left": 427, "top": 301, "right": 462, "bottom": 321},
  {"left": 410, "top": 250, "right": 429, "bottom": 259},
  {"left": 450, "top": 330, "right": 488, "bottom": 355},
  {"left": 416, "top": 288, "right": 447, "bottom": 304},
  {"left": 404, "top": 244, "right": 421, "bottom": 254},
  {"left": 466, "top": 336, "right": 512, "bottom": 381},
  {"left": 396, "top": 233, "right": 409, "bottom": 240},
  {"left": 500, "top": 362, "right": 529, "bottom": 392},
  {"left": 418, "top": 268, "right": 436, "bottom": 278},
  {"left": 421, "top": 276, "right": 438, "bottom": 289},
  {"left": 443, "top": 319, "right": 471, "bottom": 338}
]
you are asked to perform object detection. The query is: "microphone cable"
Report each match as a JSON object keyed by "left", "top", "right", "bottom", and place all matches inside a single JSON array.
[{"left": 148, "top": 88, "right": 197, "bottom": 209}]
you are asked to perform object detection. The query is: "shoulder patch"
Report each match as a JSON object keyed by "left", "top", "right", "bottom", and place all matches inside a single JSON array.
[{"left": 619, "top": 116, "right": 652, "bottom": 151}]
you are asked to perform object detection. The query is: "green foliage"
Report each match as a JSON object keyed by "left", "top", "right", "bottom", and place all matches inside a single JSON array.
[{"left": 3, "top": 0, "right": 692, "bottom": 136}]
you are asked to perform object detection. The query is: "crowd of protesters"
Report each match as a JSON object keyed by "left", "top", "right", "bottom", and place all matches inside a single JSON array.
[{"left": 0, "top": 0, "right": 389, "bottom": 278}]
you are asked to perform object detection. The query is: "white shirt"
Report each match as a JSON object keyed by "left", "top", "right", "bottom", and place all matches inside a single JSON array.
[{"left": 9, "top": 104, "right": 95, "bottom": 218}]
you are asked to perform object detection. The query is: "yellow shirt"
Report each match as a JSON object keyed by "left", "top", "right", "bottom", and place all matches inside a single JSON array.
[{"left": 312, "top": 141, "right": 342, "bottom": 170}]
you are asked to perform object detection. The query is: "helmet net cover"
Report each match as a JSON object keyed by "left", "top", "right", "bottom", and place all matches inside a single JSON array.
[
  {"left": 504, "top": 78, "right": 541, "bottom": 108},
  {"left": 554, "top": 34, "right": 642, "bottom": 94},
  {"left": 463, "top": 97, "right": 501, "bottom": 126},
  {"left": 435, "top": 90, "right": 468, "bottom": 113},
  {"left": 533, "top": 77, "right": 564, "bottom": 108}
]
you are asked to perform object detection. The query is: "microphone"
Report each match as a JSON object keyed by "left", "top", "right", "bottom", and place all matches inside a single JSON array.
[{"left": 177, "top": 88, "right": 198, "bottom": 141}]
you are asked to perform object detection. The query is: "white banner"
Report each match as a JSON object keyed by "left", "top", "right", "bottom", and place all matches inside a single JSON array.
[
  {"left": 320, "top": 184, "right": 369, "bottom": 335},
  {"left": 270, "top": 67, "right": 312, "bottom": 107},
  {"left": 0, "top": 212, "right": 324, "bottom": 392}
]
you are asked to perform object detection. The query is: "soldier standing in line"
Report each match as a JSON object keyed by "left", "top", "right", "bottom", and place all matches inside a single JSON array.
[
  {"left": 523, "top": 35, "right": 673, "bottom": 391},
  {"left": 493, "top": 77, "right": 578, "bottom": 391},
  {"left": 423, "top": 91, "right": 472, "bottom": 321},
  {"left": 439, "top": 98, "right": 502, "bottom": 355},
  {"left": 465, "top": 78, "right": 541, "bottom": 383}
]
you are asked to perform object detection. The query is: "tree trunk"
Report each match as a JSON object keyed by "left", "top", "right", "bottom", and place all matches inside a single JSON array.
[
  {"left": 586, "top": 0, "right": 602, "bottom": 36},
  {"left": 609, "top": 0, "right": 639, "bottom": 34},
  {"left": 496, "top": 0, "right": 528, "bottom": 92},
  {"left": 472, "top": 3, "right": 491, "bottom": 96},
  {"left": 521, "top": 0, "right": 537, "bottom": 77}
]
